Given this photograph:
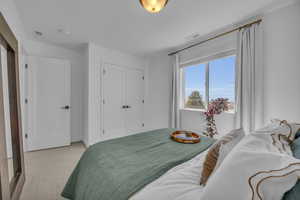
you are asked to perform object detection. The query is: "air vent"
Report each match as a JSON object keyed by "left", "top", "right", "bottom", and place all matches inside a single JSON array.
[
  {"left": 34, "top": 31, "right": 43, "bottom": 37},
  {"left": 185, "top": 33, "right": 201, "bottom": 43}
]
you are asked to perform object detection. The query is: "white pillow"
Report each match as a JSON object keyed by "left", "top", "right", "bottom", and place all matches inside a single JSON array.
[
  {"left": 259, "top": 119, "right": 300, "bottom": 141},
  {"left": 200, "top": 130, "right": 300, "bottom": 200}
]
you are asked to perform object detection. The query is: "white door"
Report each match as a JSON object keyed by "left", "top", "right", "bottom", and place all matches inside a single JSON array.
[
  {"left": 27, "top": 56, "right": 71, "bottom": 151},
  {"left": 125, "top": 69, "right": 144, "bottom": 135},
  {"left": 103, "top": 64, "right": 126, "bottom": 139}
]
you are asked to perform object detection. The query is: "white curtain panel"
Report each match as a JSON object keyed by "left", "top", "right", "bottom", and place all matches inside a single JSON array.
[
  {"left": 170, "top": 54, "right": 180, "bottom": 129},
  {"left": 235, "top": 23, "right": 264, "bottom": 134}
]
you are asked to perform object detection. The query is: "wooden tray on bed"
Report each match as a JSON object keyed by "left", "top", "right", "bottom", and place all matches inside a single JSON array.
[{"left": 170, "top": 131, "right": 201, "bottom": 144}]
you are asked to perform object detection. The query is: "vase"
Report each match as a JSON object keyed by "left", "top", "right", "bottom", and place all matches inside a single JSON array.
[{"left": 206, "top": 116, "right": 217, "bottom": 138}]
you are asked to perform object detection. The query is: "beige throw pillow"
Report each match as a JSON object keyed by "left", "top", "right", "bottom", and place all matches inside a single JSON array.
[{"left": 200, "top": 128, "right": 245, "bottom": 186}]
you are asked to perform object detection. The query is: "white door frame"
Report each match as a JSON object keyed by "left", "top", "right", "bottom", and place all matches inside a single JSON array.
[{"left": 20, "top": 53, "right": 29, "bottom": 152}]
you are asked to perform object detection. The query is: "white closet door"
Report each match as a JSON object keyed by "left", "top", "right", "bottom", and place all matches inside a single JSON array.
[
  {"left": 103, "top": 64, "right": 126, "bottom": 139},
  {"left": 125, "top": 69, "right": 144, "bottom": 135}
]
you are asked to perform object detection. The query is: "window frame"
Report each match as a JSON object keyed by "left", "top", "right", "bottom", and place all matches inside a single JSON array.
[{"left": 180, "top": 50, "right": 236, "bottom": 112}]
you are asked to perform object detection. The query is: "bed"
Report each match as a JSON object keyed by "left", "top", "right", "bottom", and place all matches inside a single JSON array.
[
  {"left": 131, "top": 148, "right": 210, "bottom": 200},
  {"left": 62, "top": 122, "right": 300, "bottom": 200},
  {"left": 62, "top": 128, "right": 215, "bottom": 200}
]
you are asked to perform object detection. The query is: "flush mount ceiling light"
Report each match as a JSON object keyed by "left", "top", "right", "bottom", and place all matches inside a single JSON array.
[{"left": 139, "top": 0, "right": 169, "bottom": 13}]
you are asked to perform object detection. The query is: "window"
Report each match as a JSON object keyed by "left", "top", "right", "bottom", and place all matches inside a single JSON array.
[
  {"left": 182, "top": 54, "right": 236, "bottom": 112},
  {"left": 183, "top": 63, "right": 206, "bottom": 109}
]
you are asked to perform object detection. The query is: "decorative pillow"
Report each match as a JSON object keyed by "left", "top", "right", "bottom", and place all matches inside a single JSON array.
[
  {"left": 265, "top": 119, "right": 300, "bottom": 141},
  {"left": 253, "top": 120, "right": 298, "bottom": 156},
  {"left": 199, "top": 128, "right": 245, "bottom": 185},
  {"left": 282, "top": 137, "right": 300, "bottom": 200},
  {"left": 200, "top": 129, "right": 300, "bottom": 200}
]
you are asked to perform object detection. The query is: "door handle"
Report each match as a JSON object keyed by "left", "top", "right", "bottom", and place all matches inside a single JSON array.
[
  {"left": 122, "top": 105, "right": 127, "bottom": 109},
  {"left": 61, "top": 105, "right": 70, "bottom": 110}
]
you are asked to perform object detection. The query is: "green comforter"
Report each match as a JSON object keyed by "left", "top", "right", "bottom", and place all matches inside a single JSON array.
[{"left": 62, "top": 128, "right": 215, "bottom": 200}]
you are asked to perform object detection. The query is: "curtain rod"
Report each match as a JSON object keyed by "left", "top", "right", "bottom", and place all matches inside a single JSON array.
[{"left": 168, "top": 19, "right": 262, "bottom": 56}]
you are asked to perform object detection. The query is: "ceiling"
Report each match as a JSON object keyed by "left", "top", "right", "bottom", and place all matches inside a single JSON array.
[{"left": 14, "top": 0, "right": 283, "bottom": 56}]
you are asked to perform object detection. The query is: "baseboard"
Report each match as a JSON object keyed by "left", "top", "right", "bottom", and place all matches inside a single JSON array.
[{"left": 82, "top": 140, "right": 89, "bottom": 149}]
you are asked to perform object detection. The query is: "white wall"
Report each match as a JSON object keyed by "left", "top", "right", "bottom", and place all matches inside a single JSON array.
[
  {"left": 2, "top": 0, "right": 300, "bottom": 148},
  {"left": 0, "top": 0, "right": 29, "bottom": 152},
  {"left": 0, "top": 0, "right": 25, "bottom": 41},
  {"left": 180, "top": 110, "right": 235, "bottom": 135},
  {"left": 1, "top": 0, "right": 86, "bottom": 145},
  {"left": 263, "top": 2, "right": 300, "bottom": 123},
  {"left": 24, "top": 40, "right": 85, "bottom": 142},
  {"left": 82, "top": 44, "right": 89, "bottom": 146},
  {"left": 146, "top": 54, "right": 235, "bottom": 136},
  {"left": 146, "top": 53, "right": 235, "bottom": 136},
  {"left": 84, "top": 43, "right": 148, "bottom": 146},
  {"left": 147, "top": 2, "right": 300, "bottom": 135},
  {"left": 144, "top": 53, "right": 172, "bottom": 130}
]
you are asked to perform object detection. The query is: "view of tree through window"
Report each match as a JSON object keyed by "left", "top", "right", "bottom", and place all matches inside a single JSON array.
[
  {"left": 184, "top": 63, "right": 206, "bottom": 109},
  {"left": 183, "top": 55, "right": 236, "bottom": 111}
]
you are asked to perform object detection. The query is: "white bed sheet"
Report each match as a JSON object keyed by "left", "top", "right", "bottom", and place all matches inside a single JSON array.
[{"left": 130, "top": 149, "right": 209, "bottom": 200}]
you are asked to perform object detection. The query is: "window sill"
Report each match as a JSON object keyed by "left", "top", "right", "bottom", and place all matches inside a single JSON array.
[
  {"left": 180, "top": 108, "right": 206, "bottom": 113},
  {"left": 180, "top": 108, "right": 236, "bottom": 115}
]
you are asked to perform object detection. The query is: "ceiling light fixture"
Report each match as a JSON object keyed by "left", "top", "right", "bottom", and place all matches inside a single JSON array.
[{"left": 139, "top": 0, "right": 168, "bottom": 13}]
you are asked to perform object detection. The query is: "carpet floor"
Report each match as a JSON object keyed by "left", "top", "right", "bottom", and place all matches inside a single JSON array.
[{"left": 20, "top": 143, "right": 85, "bottom": 200}]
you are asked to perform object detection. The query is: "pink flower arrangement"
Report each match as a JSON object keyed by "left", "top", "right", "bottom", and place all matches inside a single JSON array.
[{"left": 204, "top": 98, "right": 230, "bottom": 118}]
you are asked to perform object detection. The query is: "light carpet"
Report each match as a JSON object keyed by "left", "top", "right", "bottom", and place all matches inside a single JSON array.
[{"left": 20, "top": 143, "right": 85, "bottom": 200}]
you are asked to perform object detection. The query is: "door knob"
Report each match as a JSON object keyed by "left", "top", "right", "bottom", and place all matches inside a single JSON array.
[
  {"left": 127, "top": 105, "right": 131, "bottom": 109},
  {"left": 122, "top": 105, "right": 127, "bottom": 109},
  {"left": 61, "top": 105, "right": 70, "bottom": 110}
]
